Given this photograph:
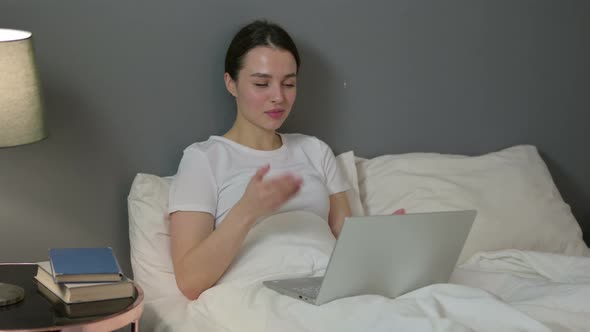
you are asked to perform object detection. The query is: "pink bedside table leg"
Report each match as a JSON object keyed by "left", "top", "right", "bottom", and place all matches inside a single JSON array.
[{"left": 131, "top": 320, "right": 139, "bottom": 332}]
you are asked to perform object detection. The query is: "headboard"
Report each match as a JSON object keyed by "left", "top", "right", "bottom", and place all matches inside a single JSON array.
[{"left": 0, "top": 0, "right": 588, "bottom": 275}]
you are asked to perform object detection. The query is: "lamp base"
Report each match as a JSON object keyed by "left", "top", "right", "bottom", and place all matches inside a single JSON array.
[{"left": 0, "top": 283, "right": 25, "bottom": 307}]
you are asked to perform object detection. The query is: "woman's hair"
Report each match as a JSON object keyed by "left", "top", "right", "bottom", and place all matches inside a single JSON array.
[{"left": 225, "top": 20, "right": 300, "bottom": 80}]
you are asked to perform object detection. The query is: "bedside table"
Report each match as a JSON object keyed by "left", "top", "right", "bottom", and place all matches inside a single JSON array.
[{"left": 0, "top": 263, "right": 144, "bottom": 332}]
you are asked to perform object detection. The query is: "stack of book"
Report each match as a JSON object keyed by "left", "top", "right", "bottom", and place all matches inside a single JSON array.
[{"left": 34, "top": 247, "right": 135, "bottom": 321}]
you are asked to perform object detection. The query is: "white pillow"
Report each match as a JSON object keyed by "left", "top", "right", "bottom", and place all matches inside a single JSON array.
[
  {"left": 356, "top": 145, "right": 590, "bottom": 263},
  {"left": 336, "top": 151, "right": 365, "bottom": 216},
  {"left": 128, "top": 151, "right": 363, "bottom": 301},
  {"left": 128, "top": 174, "right": 182, "bottom": 302}
]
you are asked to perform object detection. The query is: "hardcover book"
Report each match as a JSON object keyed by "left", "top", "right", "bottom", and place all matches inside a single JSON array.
[
  {"left": 49, "top": 247, "right": 123, "bottom": 283},
  {"left": 35, "top": 261, "right": 134, "bottom": 304},
  {"left": 36, "top": 280, "right": 135, "bottom": 318}
]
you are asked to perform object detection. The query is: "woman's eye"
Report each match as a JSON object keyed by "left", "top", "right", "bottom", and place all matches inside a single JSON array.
[
  {"left": 283, "top": 83, "right": 296, "bottom": 88},
  {"left": 254, "top": 83, "right": 268, "bottom": 87}
]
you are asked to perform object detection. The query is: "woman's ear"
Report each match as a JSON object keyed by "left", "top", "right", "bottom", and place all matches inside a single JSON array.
[{"left": 224, "top": 72, "right": 238, "bottom": 97}]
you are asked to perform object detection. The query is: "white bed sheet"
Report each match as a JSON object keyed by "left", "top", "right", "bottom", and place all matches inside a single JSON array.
[{"left": 140, "top": 212, "right": 590, "bottom": 332}]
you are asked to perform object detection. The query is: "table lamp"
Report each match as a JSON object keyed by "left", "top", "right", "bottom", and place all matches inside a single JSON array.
[{"left": 0, "top": 28, "right": 47, "bottom": 307}]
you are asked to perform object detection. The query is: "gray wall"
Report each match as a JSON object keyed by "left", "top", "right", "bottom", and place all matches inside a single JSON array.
[{"left": 1, "top": 0, "right": 588, "bottom": 276}]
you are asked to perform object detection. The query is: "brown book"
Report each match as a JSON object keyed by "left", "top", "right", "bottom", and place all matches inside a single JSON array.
[
  {"left": 36, "top": 281, "right": 134, "bottom": 319},
  {"left": 34, "top": 261, "right": 134, "bottom": 304}
]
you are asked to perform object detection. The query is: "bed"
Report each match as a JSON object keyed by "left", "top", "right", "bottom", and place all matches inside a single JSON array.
[{"left": 128, "top": 145, "right": 590, "bottom": 332}]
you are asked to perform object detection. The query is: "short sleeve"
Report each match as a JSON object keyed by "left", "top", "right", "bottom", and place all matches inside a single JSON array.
[
  {"left": 168, "top": 147, "right": 218, "bottom": 216},
  {"left": 317, "top": 138, "right": 350, "bottom": 195}
]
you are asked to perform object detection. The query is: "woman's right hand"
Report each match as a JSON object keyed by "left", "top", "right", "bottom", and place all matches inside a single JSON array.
[{"left": 235, "top": 164, "right": 303, "bottom": 222}]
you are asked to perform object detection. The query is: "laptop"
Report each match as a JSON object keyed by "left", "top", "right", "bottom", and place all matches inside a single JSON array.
[{"left": 263, "top": 210, "right": 476, "bottom": 305}]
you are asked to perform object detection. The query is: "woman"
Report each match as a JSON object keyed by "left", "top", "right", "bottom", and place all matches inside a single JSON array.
[{"left": 168, "top": 20, "right": 352, "bottom": 300}]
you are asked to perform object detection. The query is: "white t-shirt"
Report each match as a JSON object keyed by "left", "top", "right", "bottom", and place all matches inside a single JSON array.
[{"left": 168, "top": 133, "right": 350, "bottom": 227}]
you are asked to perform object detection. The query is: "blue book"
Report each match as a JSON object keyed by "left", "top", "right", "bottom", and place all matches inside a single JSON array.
[{"left": 49, "top": 247, "right": 123, "bottom": 283}]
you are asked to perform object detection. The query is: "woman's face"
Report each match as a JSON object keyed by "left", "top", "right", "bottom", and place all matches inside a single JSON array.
[{"left": 225, "top": 46, "right": 298, "bottom": 132}]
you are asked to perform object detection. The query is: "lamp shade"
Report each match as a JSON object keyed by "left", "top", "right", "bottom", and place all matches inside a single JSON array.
[{"left": 0, "top": 28, "right": 47, "bottom": 147}]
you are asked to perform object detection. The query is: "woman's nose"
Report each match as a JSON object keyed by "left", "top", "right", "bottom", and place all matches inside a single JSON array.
[{"left": 271, "top": 85, "right": 284, "bottom": 104}]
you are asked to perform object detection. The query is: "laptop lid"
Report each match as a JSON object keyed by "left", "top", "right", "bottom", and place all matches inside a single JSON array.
[{"left": 315, "top": 210, "right": 476, "bottom": 305}]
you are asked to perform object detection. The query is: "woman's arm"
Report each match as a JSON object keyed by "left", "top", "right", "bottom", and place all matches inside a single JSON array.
[
  {"left": 328, "top": 191, "right": 352, "bottom": 238},
  {"left": 170, "top": 165, "right": 303, "bottom": 300},
  {"left": 169, "top": 205, "right": 257, "bottom": 300}
]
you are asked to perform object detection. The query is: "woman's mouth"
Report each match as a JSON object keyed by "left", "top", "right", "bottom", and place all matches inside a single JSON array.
[{"left": 265, "top": 109, "right": 285, "bottom": 119}]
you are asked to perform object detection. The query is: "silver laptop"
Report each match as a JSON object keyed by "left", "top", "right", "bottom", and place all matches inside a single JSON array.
[{"left": 263, "top": 210, "right": 476, "bottom": 305}]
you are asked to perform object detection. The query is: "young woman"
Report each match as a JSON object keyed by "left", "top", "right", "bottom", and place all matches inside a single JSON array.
[{"left": 168, "top": 20, "right": 352, "bottom": 300}]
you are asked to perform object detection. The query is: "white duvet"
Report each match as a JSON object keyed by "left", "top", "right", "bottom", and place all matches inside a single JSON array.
[{"left": 142, "top": 211, "right": 590, "bottom": 332}]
